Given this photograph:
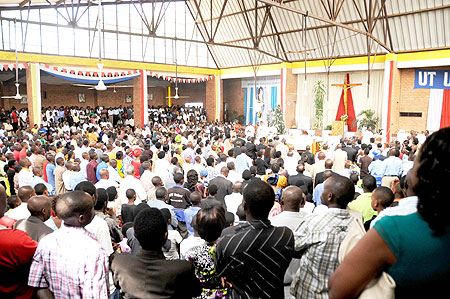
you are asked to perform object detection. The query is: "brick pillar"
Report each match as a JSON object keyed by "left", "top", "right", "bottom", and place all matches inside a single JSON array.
[
  {"left": 132, "top": 70, "right": 148, "bottom": 128},
  {"left": 26, "top": 63, "right": 41, "bottom": 126},
  {"left": 285, "top": 68, "right": 298, "bottom": 129},
  {"left": 205, "top": 76, "right": 223, "bottom": 122},
  {"left": 132, "top": 74, "right": 142, "bottom": 127}
]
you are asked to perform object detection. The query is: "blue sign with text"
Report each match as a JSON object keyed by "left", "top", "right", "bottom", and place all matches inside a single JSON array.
[{"left": 414, "top": 69, "right": 450, "bottom": 89}]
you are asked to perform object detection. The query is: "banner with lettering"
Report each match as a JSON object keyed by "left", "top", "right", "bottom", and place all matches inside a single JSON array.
[{"left": 414, "top": 69, "right": 450, "bottom": 89}]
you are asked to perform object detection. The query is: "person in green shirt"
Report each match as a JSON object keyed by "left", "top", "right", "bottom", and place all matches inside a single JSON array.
[
  {"left": 329, "top": 127, "right": 450, "bottom": 299},
  {"left": 348, "top": 175, "right": 377, "bottom": 223}
]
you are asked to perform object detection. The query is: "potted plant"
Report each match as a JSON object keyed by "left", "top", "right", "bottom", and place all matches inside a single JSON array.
[{"left": 355, "top": 109, "right": 379, "bottom": 131}]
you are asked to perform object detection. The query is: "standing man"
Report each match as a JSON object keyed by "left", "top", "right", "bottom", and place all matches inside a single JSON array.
[
  {"left": 54, "top": 157, "right": 66, "bottom": 195},
  {"left": 291, "top": 175, "right": 356, "bottom": 298},
  {"left": 86, "top": 152, "right": 99, "bottom": 184},
  {"left": 13, "top": 196, "right": 53, "bottom": 242},
  {"left": 28, "top": 191, "right": 110, "bottom": 298},
  {"left": 381, "top": 149, "right": 403, "bottom": 187},
  {"left": 209, "top": 167, "right": 233, "bottom": 208},
  {"left": 216, "top": 180, "right": 294, "bottom": 298}
]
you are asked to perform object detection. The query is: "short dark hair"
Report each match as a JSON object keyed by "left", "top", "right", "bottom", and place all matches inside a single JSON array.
[
  {"left": 155, "top": 187, "right": 167, "bottom": 200},
  {"left": 194, "top": 205, "right": 226, "bottom": 244},
  {"left": 134, "top": 208, "right": 167, "bottom": 250},
  {"left": 173, "top": 172, "right": 184, "bottom": 184},
  {"left": 106, "top": 186, "right": 117, "bottom": 201},
  {"left": 208, "top": 184, "right": 218, "bottom": 196},
  {"left": 126, "top": 188, "right": 136, "bottom": 199},
  {"left": 373, "top": 186, "right": 394, "bottom": 208},
  {"left": 74, "top": 181, "right": 97, "bottom": 203},
  {"left": 34, "top": 183, "right": 47, "bottom": 195},
  {"left": 243, "top": 180, "right": 274, "bottom": 220},
  {"left": 94, "top": 188, "right": 108, "bottom": 210},
  {"left": 362, "top": 175, "right": 377, "bottom": 192},
  {"left": 56, "top": 191, "right": 93, "bottom": 219}
]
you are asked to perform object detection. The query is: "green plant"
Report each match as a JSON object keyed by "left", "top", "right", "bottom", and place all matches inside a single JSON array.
[
  {"left": 269, "top": 105, "right": 286, "bottom": 134},
  {"left": 312, "top": 80, "right": 326, "bottom": 129},
  {"left": 355, "top": 109, "right": 379, "bottom": 131},
  {"left": 325, "top": 124, "right": 332, "bottom": 130}
]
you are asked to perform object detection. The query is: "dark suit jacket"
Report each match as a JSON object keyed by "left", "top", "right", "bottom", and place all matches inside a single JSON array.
[
  {"left": 314, "top": 170, "right": 334, "bottom": 187},
  {"left": 288, "top": 174, "right": 313, "bottom": 195},
  {"left": 13, "top": 216, "right": 53, "bottom": 242},
  {"left": 209, "top": 176, "right": 233, "bottom": 208},
  {"left": 111, "top": 250, "right": 202, "bottom": 299},
  {"left": 342, "top": 146, "right": 357, "bottom": 162}
]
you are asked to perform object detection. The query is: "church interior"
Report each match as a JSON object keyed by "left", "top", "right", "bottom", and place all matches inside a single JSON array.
[{"left": 0, "top": 0, "right": 448, "bottom": 138}]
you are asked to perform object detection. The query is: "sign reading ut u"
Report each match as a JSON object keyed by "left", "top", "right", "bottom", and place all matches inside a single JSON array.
[{"left": 414, "top": 69, "right": 450, "bottom": 89}]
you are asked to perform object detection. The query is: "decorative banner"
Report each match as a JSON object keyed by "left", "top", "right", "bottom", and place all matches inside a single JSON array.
[
  {"left": 0, "top": 62, "right": 29, "bottom": 70},
  {"left": 40, "top": 64, "right": 140, "bottom": 84},
  {"left": 414, "top": 69, "right": 450, "bottom": 89}
]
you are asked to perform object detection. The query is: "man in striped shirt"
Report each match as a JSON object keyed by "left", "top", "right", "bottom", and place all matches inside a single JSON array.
[{"left": 215, "top": 179, "right": 294, "bottom": 298}]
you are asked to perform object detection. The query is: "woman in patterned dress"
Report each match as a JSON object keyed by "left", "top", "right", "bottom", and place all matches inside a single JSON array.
[{"left": 184, "top": 205, "right": 228, "bottom": 299}]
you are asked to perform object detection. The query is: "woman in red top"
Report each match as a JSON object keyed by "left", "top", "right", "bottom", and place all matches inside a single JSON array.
[{"left": 11, "top": 107, "right": 19, "bottom": 132}]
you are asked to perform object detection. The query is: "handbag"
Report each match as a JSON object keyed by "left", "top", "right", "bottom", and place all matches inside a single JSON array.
[{"left": 338, "top": 216, "right": 396, "bottom": 299}]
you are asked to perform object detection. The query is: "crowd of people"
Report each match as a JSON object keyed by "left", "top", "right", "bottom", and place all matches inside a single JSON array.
[{"left": 0, "top": 104, "right": 448, "bottom": 299}]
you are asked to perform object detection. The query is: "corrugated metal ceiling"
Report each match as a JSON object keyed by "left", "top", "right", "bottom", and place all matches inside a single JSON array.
[{"left": 187, "top": 0, "right": 450, "bottom": 68}]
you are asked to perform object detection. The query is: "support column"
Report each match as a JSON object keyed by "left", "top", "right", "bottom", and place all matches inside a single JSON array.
[
  {"left": 132, "top": 70, "right": 148, "bottom": 128},
  {"left": 382, "top": 54, "right": 401, "bottom": 142},
  {"left": 26, "top": 63, "right": 41, "bottom": 126},
  {"left": 281, "top": 66, "right": 298, "bottom": 129},
  {"left": 206, "top": 76, "right": 223, "bottom": 122}
]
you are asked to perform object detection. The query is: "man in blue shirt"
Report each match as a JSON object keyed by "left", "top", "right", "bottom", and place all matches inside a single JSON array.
[
  {"left": 45, "top": 154, "right": 56, "bottom": 192},
  {"left": 184, "top": 191, "right": 202, "bottom": 236},
  {"left": 368, "top": 152, "right": 387, "bottom": 186},
  {"left": 96, "top": 154, "right": 109, "bottom": 181},
  {"left": 147, "top": 187, "right": 178, "bottom": 230},
  {"left": 312, "top": 170, "right": 333, "bottom": 205},
  {"left": 381, "top": 149, "right": 403, "bottom": 187}
]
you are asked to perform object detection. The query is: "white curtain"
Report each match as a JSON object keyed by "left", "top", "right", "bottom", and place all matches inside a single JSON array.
[
  {"left": 297, "top": 70, "right": 384, "bottom": 129},
  {"left": 426, "top": 89, "right": 444, "bottom": 131}
]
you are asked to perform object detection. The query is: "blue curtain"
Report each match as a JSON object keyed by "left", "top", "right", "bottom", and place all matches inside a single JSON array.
[
  {"left": 249, "top": 88, "right": 254, "bottom": 125},
  {"left": 244, "top": 88, "right": 248, "bottom": 124},
  {"left": 271, "top": 86, "right": 277, "bottom": 109}
]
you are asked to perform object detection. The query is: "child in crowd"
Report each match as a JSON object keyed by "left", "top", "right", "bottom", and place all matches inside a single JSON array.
[
  {"left": 160, "top": 208, "right": 182, "bottom": 260},
  {"left": 365, "top": 186, "right": 395, "bottom": 230},
  {"left": 120, "top": 189, "right": 136, "bottom": 224}
]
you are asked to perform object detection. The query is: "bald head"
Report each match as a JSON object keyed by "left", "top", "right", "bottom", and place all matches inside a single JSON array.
[
  {"left": 56, "top": 190, "right": 94, "bottom": 227},
  {"left": 27, "top": 195, "right": 52, "bottom": 221},
  {"left": 281, "top": 186, "right": 304, "bottom": 212},
  {"left": 325, "top": 159, "right": 333, "bottom": 169},
  {"left": 232, "top": 181, "right": 243, "bottom": 193},
  {"left": 99, "top": 168, "right": 109, "bottom": 180},
  {"left": 318, "top": 152, "right": 326, "bottom": 160},
  {"left": 151, "top": 176, "right": 163, "bottom": 187},
  {"left": 18, "top": 186, "right": 36, "bottom": 203}
]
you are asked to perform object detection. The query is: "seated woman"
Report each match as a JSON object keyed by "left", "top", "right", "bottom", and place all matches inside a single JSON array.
[
  {"left": 329, "top": 127, "right": 450, "bottom": 299},
  {"left": 184, "top": 205, "right": 228, "bottom": 299}
]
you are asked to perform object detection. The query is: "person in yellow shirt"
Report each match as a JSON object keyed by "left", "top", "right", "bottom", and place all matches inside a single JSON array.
[
  {"left": 264, "top": 163, "right": 287, "bottom": 189},
  {"left": 115, "top": 151, "right": 125, "bottom": 178},
  {"left": 88, "top": 127, "right": 98, "bottom": 143},
  {"left": 173, "top": 148, "right": 184, "bottom": 167},
  {"left": 31, "top": 124, "right": 38, "bottom": 134}
]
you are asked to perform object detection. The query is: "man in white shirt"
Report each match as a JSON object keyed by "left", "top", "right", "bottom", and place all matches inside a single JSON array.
[
  {"left": 270, "top": 186, "right": 308, "bottom": 287},
  {"left": 108, "top": 159, "right": 123, "bottom": 184},
  {"left": 95, "top": 169, "right": 118, "bottom": 189},
  {"left": 7, "top": 186, "right": 36, "bottom": 220},
  {"left": 226, "top": 162, "right": 242, "bottom": 184},
  {"left": 154, "top": 151, "right": 171, "bottom": 183},
  {"left": 118, "top": 165, "right": 147, "bottom": 209},
  {"left": 332, "top": 144, "right": 348, "bottom": 172},
  {"left": 18, "top": 158, "right": 33, "bottom": 188},
  {"left": 224, "top": 181, "right": 243, "bottom": 222},
  {"left": 80, "top": 152, "right": 90, "bottom": 178},
  {"left": 62, "top": 162, "right": 74, "bottom": 191},
  {"left": 276, "top": 138, "right": 289, "bottom": 158},
  {"left": 140, "top": 161, "right": 155, "bottom": 197}
]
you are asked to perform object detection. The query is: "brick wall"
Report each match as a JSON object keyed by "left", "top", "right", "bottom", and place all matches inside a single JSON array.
[
  {"left": 223, "top": 78, "right": 245, "bottom": 123},
  {"left": 0, "top": 82, "right": 205, "bottom": 110},
  {"left": 391, "top": 66, "right": 450, "bottom": 133}
]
